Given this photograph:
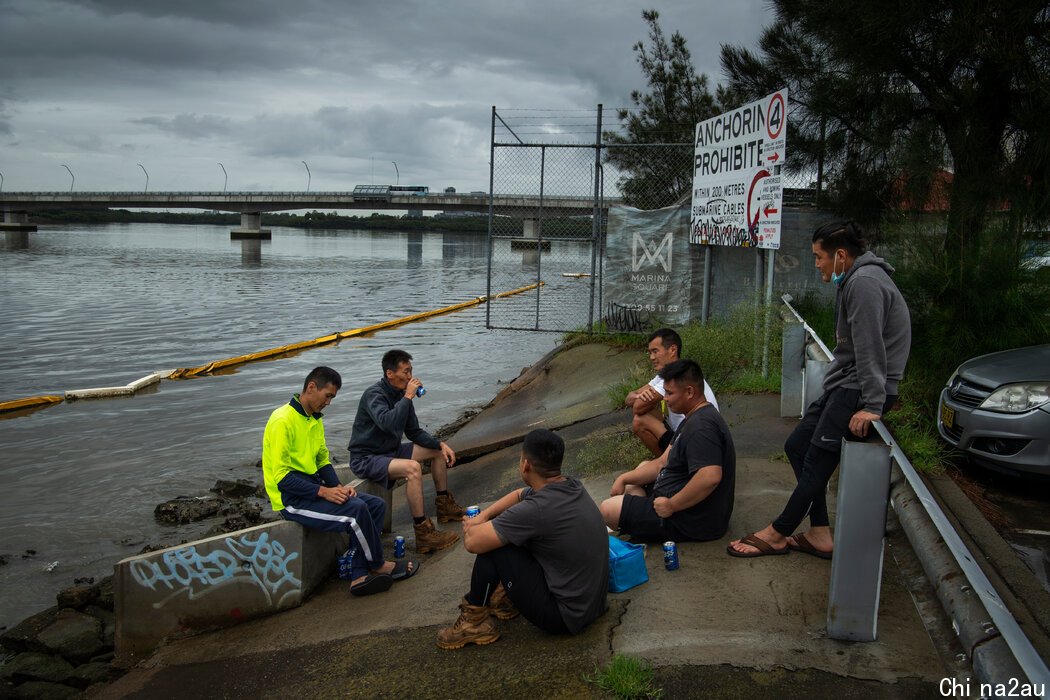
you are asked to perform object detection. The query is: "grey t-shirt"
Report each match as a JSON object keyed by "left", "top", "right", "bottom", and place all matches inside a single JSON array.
[{"left": 492, "top": 477, "right": 609, "bottom": 633}]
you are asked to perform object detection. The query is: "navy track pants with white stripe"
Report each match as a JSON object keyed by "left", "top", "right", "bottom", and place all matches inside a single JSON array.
[{"left": 281, "top": 492, "right": 386, "bottom": 580}]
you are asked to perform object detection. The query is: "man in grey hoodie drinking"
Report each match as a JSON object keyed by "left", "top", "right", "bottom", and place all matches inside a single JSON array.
[{"left": 727, "top": 220, "right": 911, "bottom": 558}]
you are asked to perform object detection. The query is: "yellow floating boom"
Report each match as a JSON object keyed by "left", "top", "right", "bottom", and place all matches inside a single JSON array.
[{"left": 0, "top": 282, "right": 542, "bottom": 414}]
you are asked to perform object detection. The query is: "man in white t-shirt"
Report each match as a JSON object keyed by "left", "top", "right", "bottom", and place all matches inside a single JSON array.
[{"left": 624, "top": 328, "right": 718, "bottom": 456}]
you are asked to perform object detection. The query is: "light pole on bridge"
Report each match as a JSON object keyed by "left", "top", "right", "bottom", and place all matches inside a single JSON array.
[
  {"left": 392, "top": 161, "right": 399, "bottom": 186},
  {"left": 0, "top": 171, "right": 4, "bottom": 193},
  {"left": 302, "top": 161, "right": 311, "bottom": 192},
  {"left": 137, "top": 163, "right": 149, "bottom": 193},
  {"left": 217, "top": 162, "right": 228, "bottom": 193},
  {"left": 61, "top": 164, "right": 74, "bottom": 193}
]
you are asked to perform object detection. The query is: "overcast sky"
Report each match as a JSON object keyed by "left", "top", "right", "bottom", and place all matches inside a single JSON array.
[{"left": 0, "top": 0, "right": 772, "bottom": 194}]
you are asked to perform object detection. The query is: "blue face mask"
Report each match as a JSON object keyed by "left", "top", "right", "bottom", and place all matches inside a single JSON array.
[{"left": 830, "top": 253, "right": 846, "bottom": 285}]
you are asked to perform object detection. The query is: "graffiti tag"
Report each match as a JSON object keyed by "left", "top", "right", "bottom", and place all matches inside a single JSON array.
[{"left": 129, "top": 531, "right": 301, "bottom": 608}]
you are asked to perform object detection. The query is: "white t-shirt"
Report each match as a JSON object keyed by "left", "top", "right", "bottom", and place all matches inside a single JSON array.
[{"left": 648, "top": 375, "right": 719, "bottom": 430}]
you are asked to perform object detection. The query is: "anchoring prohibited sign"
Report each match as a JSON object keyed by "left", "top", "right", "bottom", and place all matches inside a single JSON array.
[{"left": 690, "top": 89, "right": 788, "bottom": 249}]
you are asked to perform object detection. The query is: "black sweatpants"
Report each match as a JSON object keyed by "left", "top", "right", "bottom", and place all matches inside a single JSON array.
[
  {"left": 772, "top": 387, "right": 896, "bottom": 537},
  {"left": 466, "top": 545, "right": 569, "bottom": 634}
]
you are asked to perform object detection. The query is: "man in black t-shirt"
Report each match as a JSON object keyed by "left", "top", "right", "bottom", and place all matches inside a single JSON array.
[{"left": 601, "top": 359, "right": 736, "bottom": 542}]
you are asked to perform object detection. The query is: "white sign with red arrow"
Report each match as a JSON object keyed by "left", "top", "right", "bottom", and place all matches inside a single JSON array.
[{"left": 689, "top": 89, "right": 788, "bottom": 250}]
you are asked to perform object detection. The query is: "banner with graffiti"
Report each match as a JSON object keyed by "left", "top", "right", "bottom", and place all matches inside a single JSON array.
[
  {"left": 690, "top": 89, "right": 788, "bottom": 249},
  {"left": 603, "top": 205, "right": 692, "bottom": 332}
]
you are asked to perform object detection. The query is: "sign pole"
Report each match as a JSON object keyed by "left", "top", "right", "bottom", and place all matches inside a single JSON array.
[{"left": 762, "top": 248, "right": 776, "bottom": 378}]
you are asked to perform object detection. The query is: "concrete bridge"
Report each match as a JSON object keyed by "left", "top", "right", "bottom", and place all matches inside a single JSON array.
[{"left": 0, "top": 191, "right": 611, "bottom": 239}]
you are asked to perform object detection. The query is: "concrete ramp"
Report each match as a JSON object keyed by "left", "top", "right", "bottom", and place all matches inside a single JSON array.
[{"left": 450, "top": 343, "right": 639, "bottom": 458}]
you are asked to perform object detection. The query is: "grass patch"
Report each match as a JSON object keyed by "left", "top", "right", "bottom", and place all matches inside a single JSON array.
[
  {"left": 585, "top": 654, "right": 663, "bottom": 700},
  {"left": 881, "top": 382, "right": 954, "bottom": 475},
  {"left": 599, "top": 302, "right": 785, "bottom": 410},
  {"left": 573, "top": 425, "right": 651, "bottom": 478}
]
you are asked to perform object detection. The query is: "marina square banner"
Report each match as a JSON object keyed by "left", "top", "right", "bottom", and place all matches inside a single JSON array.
[
  {"left": 690, "top": 89, "right": 788, "bottom": 249},
  {"left": 603, "top": 205, "right": 692, "bottom": 332}
]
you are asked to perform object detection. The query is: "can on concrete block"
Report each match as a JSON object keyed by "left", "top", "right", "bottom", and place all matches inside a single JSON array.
[
  {"left": 394, "top": 536, "right": 405, "bottom": 559},
  {"left": 465, "top": 505, "right": 481, "bottom": 519}
]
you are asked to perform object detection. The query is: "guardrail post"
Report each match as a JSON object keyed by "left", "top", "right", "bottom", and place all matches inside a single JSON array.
[
  {"left": 780, "top": 314, "right": 805, "bottom": 417},
  {"left": 827, "top": 440, "right": 892, "bottom": 641}
]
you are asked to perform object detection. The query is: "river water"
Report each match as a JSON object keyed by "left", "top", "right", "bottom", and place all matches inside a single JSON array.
[{"left": 0, "top": 223, "right": 586, "bottom": 630}]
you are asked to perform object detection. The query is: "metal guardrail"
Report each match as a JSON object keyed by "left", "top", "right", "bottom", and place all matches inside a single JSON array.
[{"left": 781, "top": 296, "right": 1050, "bottom": 694}]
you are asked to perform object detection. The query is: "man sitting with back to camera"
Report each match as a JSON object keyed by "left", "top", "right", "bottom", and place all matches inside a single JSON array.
[
  {"left": 348, "top": 349, "right": 464, "bottom": 554},
  {"left": 624, "top": 328, "right": 719, "bottom": 456},
  {"left": 602, "top": 359, "right": 736, "bottom": 543},
  {"left": 262, "top": 366, "right": 418, "bottom": 597},
  {"left": 436, "top": 428, "right": 609, "bottom": 649}
]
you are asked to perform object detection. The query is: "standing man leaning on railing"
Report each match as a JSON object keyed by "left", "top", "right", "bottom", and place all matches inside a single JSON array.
[{"left": 727, "top": 220, "right": 912, "bottom": 559}]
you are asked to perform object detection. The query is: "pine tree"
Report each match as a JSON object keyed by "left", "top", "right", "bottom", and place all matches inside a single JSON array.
[
  {"left": 604, "top": 10, "right": 730, "bottom": 209},
  {"left": 720, "top": 0, "right": 1050, "bottom": 258}
]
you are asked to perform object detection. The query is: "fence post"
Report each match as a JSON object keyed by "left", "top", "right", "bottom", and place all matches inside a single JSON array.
[{"left": 826, "top": 439, "right": 892, "bottom": 641}]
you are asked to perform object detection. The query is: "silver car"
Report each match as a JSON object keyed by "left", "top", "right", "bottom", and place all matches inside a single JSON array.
[{"left": 938, "top": 344, "right": 1050, "bottom": 475}]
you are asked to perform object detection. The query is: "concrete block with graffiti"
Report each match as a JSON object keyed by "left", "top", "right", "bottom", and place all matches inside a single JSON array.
[{"left": 114, "top": 520, "right": 345, "bottom": 662}]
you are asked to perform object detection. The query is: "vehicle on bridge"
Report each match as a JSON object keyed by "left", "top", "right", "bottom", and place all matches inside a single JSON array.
[
  {"left": 352, "top": 184, "right": 429, "bottom": 201},
  {"left": 390, "top": 185, "right": 429, "bottom": 196}
]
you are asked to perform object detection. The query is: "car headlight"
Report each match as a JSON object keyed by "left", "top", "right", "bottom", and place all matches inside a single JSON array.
[{"left": 979, "top": 383, "right": 1050, "bottom": 413}]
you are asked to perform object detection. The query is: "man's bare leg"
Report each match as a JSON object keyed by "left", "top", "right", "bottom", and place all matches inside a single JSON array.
[
  {"left": 386, "top": 459, "right": 425, "bottom": 518},
  {"left": 632, "top": 411, "right": 667, "bottom": 456},
  {"left": 600, "top": 485, "right": 647, "bottom": 530},
  {"left": 413, "top": 444, "right": 448, "bottom": 491}
]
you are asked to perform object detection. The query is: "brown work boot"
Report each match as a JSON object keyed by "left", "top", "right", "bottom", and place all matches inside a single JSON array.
[
  {"left": 436, "top": 597, "right": 500, "bottom": 649},
  {"left": 435, "top": 491, "right": 466, "bottom": 522},
  {"left": 414, "top": 517, "right": 459, "bottom": 554},
  {"left": 487, "top": 583, "right": 519, "bottom": 621}
]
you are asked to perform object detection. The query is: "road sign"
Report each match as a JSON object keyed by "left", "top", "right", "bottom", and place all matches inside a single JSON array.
[{"left": 690, "top": 90, "right": 789, "bottom": 249}]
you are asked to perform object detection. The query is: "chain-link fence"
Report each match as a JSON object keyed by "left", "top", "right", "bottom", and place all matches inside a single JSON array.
[
  {"left": 485, "top": 108, "right": 604, "bottom": 332},
  {"left": 484, "top": 106, "right": 818, "bottom": 333}
]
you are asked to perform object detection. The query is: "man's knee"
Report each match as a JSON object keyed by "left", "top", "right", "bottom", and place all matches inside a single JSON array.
[
  {"left": 406, "top": 461, "right": 423, "bottom": 480},
  {"left": 391, "top": 460, "right": 423, "bottom": 481},
  {"left": 631, "top": 413, "right": 646, "bottom": 437},
  {"left": 357, "top": 492, "right": 387, "bottom": 517},
  {"left": 784, "top": 428, "right": 810, "bottom": 462},
  {"left": 600, "top": 498, "right": 621, "bottom": 528}
]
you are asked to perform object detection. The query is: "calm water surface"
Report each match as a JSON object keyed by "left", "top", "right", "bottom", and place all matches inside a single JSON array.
[{"left": 0, "top": 223, "right": 587, "bottom": 629}]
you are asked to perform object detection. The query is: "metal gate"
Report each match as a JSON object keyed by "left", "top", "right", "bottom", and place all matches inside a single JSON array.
[{"left": 484, "top": 107, "right": 606, "bottom": 332}]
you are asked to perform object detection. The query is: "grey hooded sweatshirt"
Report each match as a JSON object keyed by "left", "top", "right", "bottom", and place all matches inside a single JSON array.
[{"left": 822, "top": 251, "right": 912, "bottom": 414}]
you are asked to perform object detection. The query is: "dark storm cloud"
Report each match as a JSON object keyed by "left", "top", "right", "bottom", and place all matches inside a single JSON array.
[{"left": 0, "top": 0, "right": 771, "bottom": 190}]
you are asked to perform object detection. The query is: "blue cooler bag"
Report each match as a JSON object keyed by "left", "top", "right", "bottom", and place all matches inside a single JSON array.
[{"left": 608, "top": 535, "right": 648, "bottom": 592}]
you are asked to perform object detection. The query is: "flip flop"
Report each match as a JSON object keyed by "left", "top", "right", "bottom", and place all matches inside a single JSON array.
[
  {"left": 391, "top": 559, "right": 421, "bottom": 582},
  {"left": 787, "top": 532, "right": 833, "bottom": 560},
  {"left": 350, "top": 572, "right": 393, "bottom": 597},
  {"left": 726, "top": 533, "right": 790, "bottom": 558}
]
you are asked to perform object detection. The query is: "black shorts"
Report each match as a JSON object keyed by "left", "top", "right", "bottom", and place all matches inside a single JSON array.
[
  {"left": 618, "top": 486, "right": 674, "bottom": 543},
  {"left": 804, "top": 387, "right": 898, "bottom": 453},
  {"left": 657, "top": 426, "right": 674, "bottom": 452}
]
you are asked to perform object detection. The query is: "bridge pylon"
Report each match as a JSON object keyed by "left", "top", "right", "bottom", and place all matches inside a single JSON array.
[{"left": 230, "top": 212, "right": 271, "bottom": 240}]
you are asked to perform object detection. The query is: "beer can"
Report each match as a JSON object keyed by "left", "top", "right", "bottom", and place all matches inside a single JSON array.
[
  {"left": 465, "top": 505, "right": 481, "bottom": 518},
  {"left": 663, "top": 541, "right": 680, "bottom": 571},
  {"left": 394, "top": 535, "right": 405, "bottom": 559},
  {"left": 415, "top": 386, "right": 426, "bottom": 397}
]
